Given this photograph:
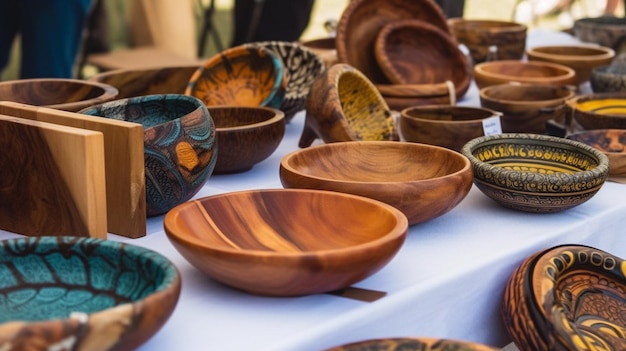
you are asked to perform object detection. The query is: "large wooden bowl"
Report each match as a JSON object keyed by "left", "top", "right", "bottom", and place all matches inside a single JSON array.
[
  {"left": 526, "top": 45, "right": 615, "bottom": 84},
  {"left": 473, "top": 60, "right": 577, "bottom": 89},
  {"left": 502, "top": 244, "right": 626, "bottom": 350},
  {"left": 0, "top": 78, "right": 118, "bottom": 112},
  {"left": 567, "top": 129, "right": 626, "bottom": 178},
  {"left": 164, "top": 189, "right": 408, "bottom": 296},
  {"left": 280, "top": 141, "right": 473, "bottom": 225},
  {"left": 574, "top": 16, "right": 626, "bottom": 50},
  {"left": 324, "top": 337, "right": 498, "bottom": 351},
  {"left": 568, "top": 92, "right": 626, "bottom": 130},
  {"left": 0, "top": 236, "right": 180, "bottom": 351}
]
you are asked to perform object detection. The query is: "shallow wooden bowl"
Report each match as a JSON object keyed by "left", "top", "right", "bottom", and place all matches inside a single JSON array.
[
  {"left": 324, "top": 337, "right": 498, "bottom": 351},
  {"left": 574, "top": 16, "right": 626, "bottom": 50},
  {"left": 473, "top": 60, "right": 577, "bottom": 89},
  {"left": 568, "top": 92, "right": 626, "bottom": 129},
  {"left": 80, "top": 94, "right": 217, "bottom": 216},
  {"left": 280, "top": 141, "right": 473, "bottom": 225},
  {"left": 164, "top": 189, "right": 408, "bottom": 296},
  {"left": 185, "top": 44, "right": 287, "bottom": 108},
  {"left": 335, "top": 0, "right": 450, "bottom": 84},
  {"left": 400, "top": 105, "right": 501, "bottom": 152},
  {"left": 461, "top": 133, "right": 609, "bottom": 212},
  {"left": 448, "top": 18, "right": 528, "bottom": 65},
  {"left": 527, "top": 45, "right": 615, "bottom": 84},
  {"left": 374, "top": 20, "right": 471, "bottom": 98},
  {"left": 502, "top": 244, "right": 626, "bottom": 350},
  {"left": 0, "top": 78, "right": 118, "bottom": 112},
  {"left": 479, "top": 83, "right": 576, "bottom": 134},
  {"left": 208, "top": 106, "right": 285, "bottom": 174},
  {"left": 567, "top": 129, "right": 626, "bottom": 177},
  {"left": 0, "top": 236, "right": 180, "bottom": 350}
]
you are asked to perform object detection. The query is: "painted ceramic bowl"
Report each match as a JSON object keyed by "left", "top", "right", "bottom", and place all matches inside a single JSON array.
[
  {"left": 448, "top": 18, "right": 528, "bottom": 65},
  {"left": 324, "top": 337, "right": 498, "bottom": 351},
  {"left": 567, "top": 129, "right": 626, "bottom": 178},
  {"left": 568, "top": 92, "right": 626, "bottom": 130},
  {"left": 400, "top": 105, "right": 502, "bottom": 152},
  {"left": 256, "top": 41, "right": 325, "bottom": 122},
  {"left": 473, "top": 60, "right": 577, "bottom": 89},
  {"left": 573, "top": 16, "right": 626, "bottom": 50},
  {"left": 0, "top": 78, "right": 118, "bottom": 112},
  {"left": 461, "top": 133, "right": 609, "bottom": 212},
  {"left": 502, "top": 244, "right": 626, "bottom": 351},
  {"left": 526, "top": 45, "right": 615, "bottom": 85},
  {"left": 185, "top": 44, "right": 287, "bottom": 108},
  {"left": 164, "top": 189, "right": 408, "bottom": 296},
  {"left": 80, "top": 94, "right": 217, "bottom": 217},
  {"left": 0, "top": 236, "right": 181, "bottom": 351},
  {"left": 301, "top": 63, "right": 399, "bottom": 148},
  {"left": 208, "top": 106, "right": 285, "bottom": 174},
  {"left": 280, "top": 141, "right": 473, "bottom": 225}
]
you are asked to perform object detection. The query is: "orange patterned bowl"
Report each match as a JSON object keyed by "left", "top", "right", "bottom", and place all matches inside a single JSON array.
[{"left": 567, "top": 129, "right": 626, "bottom": 178}]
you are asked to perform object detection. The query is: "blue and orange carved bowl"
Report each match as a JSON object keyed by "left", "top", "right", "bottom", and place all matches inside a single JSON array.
[{"left": 80, "top": 94, "right": 217, "bottom": 216}]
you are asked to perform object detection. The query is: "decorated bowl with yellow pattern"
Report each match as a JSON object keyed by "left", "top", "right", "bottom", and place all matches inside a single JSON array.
[
  {"left": 461, "top": 133, "right": 609, "bottom": 212},
  {"left": 569, "top": 92, "right": 626, "bottom": 130}
]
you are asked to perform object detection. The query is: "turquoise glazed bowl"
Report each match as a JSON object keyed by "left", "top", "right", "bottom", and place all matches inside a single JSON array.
[
  {"left": 0, "top": 236, "right": 181, "bottom": 351},
  {"left": 80, "top": 94, "right": 217, "bottom": 216}
]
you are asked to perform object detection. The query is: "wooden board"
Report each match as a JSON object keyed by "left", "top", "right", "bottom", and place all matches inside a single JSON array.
[
  {"left": 0, "top": 102, "right": 147, "bottom": 238},
  {"left": 0, "top": 114, "right": 107, "bottom": 238}
]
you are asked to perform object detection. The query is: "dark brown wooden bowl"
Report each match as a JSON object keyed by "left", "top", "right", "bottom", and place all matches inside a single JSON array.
[
  {"left": 377, "top": 82, "right": 455, "bottom": 110},
  {"left": 324, "top": 337, "right": 498, "bottom": 351},
  {"left": 567, "top": 129, "right": 626, "bottom": 178},
  {"left": 526, "top": 45, "right": 615, "bottom": 84},
  {"left": 473, "top": 60, "right": 577, "bottom": 89},
  {"left": 299, "top": 37, "right": 337, "bottom": 68},
  {"left": 568, "top": 91, "right": 626, "bottom": 130},
  {"left": 574, "top": 16, "right": 626, "bottom": 50}
]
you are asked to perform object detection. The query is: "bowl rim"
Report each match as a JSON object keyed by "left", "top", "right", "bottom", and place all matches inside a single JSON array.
[
  {"left": 207, "top": 106, "right": 285, "bottom": 131},
  {"left": 325, "top": 337, "right": 499, "bottom": 351},
  {"left": 479, "top": 83, "right": 577, "bottom": 106},
  {"left": 567, "top": 91, "right": 626, "bottom": 115},
  {"left": 399, "top": 105, "right": 502, "bottom": 124},
  {"left": 447, "top": 17, "right": 528, "bottom": 33},
  {"left": 473, "top": 60, "right": 577, "bottom": 82},
  {"left": 526, "top": 44, "right": 615, "bottom": 62}
]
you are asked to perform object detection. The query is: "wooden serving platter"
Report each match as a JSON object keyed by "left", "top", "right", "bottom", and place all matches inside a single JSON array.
[{"left": 0, "top": 102, "right": 147, "bottom": 238}]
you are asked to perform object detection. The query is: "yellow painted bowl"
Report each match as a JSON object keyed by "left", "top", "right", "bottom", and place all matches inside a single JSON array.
[{"left": 568, "top": 92, "right": 626, "bottom": 130}]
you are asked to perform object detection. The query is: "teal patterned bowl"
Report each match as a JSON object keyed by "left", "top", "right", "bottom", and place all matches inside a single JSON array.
[
  {"left": 0, "top": 236, "right": 181, "bottom": 351},
  {"left": 80, "top": 94, "right": 218, "bottom": 216}
]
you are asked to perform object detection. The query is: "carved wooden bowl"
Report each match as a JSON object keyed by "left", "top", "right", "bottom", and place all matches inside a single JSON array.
[
  {"left": 335, "top": 0, "right": 450, "bottom": 84},
  {"left": 208, "top": 106, "right": 285, "bottom": 174},
  {"left": 185, "top": 44, "right": 287, "bottom": 108},
  {"left": 461, "top": 133, "right": 609, "bottom": 212},
  {"left": 280, "top": 141, "right": 473, "bottom": 225},
  {"left": 0, "top": 236, "right": 181, "bottom": 351},
  {"left": 569, "top": 92, "right": 626, "bottom": 130},
  {"left": 448, "top": 18, "right": 527, "bottom": 65},
  {"left": 502, "top": 244, "right": 626, "bottom": 350},
  {"left": 377, "top": 82, "right": 455, "bottom": 110},
  {"left": 374, "top": 19, "right": 471, "bottom": 98},
  {"left": 400, "top": 105, "right": 502, "bottom": 152},
  {"left": 479, "top": 83, "right": 576, "bottom": 134},
  {"left": 567, "top": 129, "right": 626, "bottom": 178},
  {"left": 0, "top": 78, "right": 118, "bottom": 112},
  {"left": 324, "top": 337, "right": 498, "bottom": 351},
  {"left": 473, "top": 60, "right": 577, "bottom": 89},
  {"left": 164, "top": 189, "right": 408, "bottom": 296},
  {"left": 574, "top": 16, "right": 626, "bottom": 50},
  {"left": 591, "top": 61, "right": 626, "bottom": 93},
  {"left": 526, "top": 45, "right": 615, "bottom": 85},
  {"left": 301, "top": 63, "right": 398, "bottom": 148},
  {"left": 299, "top": 37, "right": 337, "bottom": 68},
  {"left": 80, "top": 94, "right": 217, "bottom": 217}
]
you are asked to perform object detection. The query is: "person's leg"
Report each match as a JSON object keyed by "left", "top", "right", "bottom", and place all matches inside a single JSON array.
[{"left": 0, "top": 2, "right": 20, "bottom": 75}]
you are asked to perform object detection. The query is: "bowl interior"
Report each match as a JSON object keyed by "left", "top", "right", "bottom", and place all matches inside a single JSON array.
[
  {"left": 209, "top": 106, "right": 281, "bottom": 129},
  {"left": 529, "top": 45, "right": 614, "bottom": 59},
  {"left": 480, "top": 84, "right": 575, "bottom": 103},
  {"left": 574, "top": 97, "right": 626, "bottom": 115},
  {"left": 478, "top": 61, "right": 573, "bottom": 78},
  {"left": 0, "top": 79, "right": 111, "bottom": 105}
]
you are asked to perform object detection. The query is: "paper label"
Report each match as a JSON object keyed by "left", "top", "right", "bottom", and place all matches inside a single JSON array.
[{"left": 482, "top": 115, "right": 502, "bottom": 136}]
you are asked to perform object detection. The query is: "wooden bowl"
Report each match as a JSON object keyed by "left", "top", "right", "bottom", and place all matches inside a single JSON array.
[
  {"left": 324, "top": 337, "right": 498, "bottom": 351},
  {"left": 374, "top": 19, "right": 471, "bottom": 98},
  {"left": 80, "top": 94, "right": 217, "bottom": 217},
  {"left": 280, "top": 141, "right": 473, "bottom": 225},
  {"left": 526, "top": 45, "right": 615, "bottom": 85},
  {"left": 0, "top": 236, "right": 180, "bottom": 350},
  {"left": 301, "top": 63, "right": 399, "bottom": 148},
  {"left": 567, "top": 129, "right": 626, "bottom": 178},
  {"left": 208, "top": 106, "right": 285, "bottom": 174},
  {"left": 461, "top": 133, "right": 609, "bottom": 213},
  {"left": 568, "top": 92, "right": 626, "bottom": 130},
  {"left": 256, "top": 41, "right": 325, "bottom": 122},
  {"left": 502, "top": 244, "right": 626, "bottom": 351},
  {"left": 400, "top": 105, "right": 502, "bottom": 152},
  {"left": 574, "top": 16, "right": 626, "bottom": 50},
  {"left": 479, "top": 83, "right": 576, "bottom": 134},
  {"left": 185, "top": 44, "right": 287, "bottom": 108},
  {"left": 164, "top": 189, "right": 408, "bottom": 296},
  {"left": 590, "top": 62, "right": 626, "bottom": 93},
  {"left": 299, "top": 37, "right": 337, "bottom": 68},
  {"left": 335, "top": 0, "right": 450, "bottom": 84},
  {"left": 377, "top": 82, "right": 456, "bottom": 110},
  {"left": 473, "top": 60, "right": 577, "bottom": 89},
  {"left": 448, "top": 18, "right": 528, "bottom": 65},
  {"left": 0, "top": 78, "right": 118, "bottom": 112}
]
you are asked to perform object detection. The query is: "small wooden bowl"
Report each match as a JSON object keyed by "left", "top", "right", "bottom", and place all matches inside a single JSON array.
[
  {"left": 164, "top": 189, "right": 408, "bottom": 296},
  {"left": 526, "top": 45, "right": 615, "bottom": 85},
  {"left": 0, "top": 78, "right": 118, "bottom": 112},
  {"left": 185, "top": 44, "right": 287, "bottom": 108},
  {"left": 324, "top": 337, "right": 498, "bottom": 351},
  {"left": 400, "top": 105, "right": 502, "bottom": 152},
  {"left": 473, "top": 60, "right": 577, "bottom": 89},
  {"left": 299, "top": 37, "right": 337, "bottom": 68},
  {"left": 567, "top": 129, "right": 626, "bottom": 177},
  {"left": 374, "top": 19, "right": 471, "bottom": 98},
  {"left": 208, "top": 106, "right": 285, "bottom": 174},
  {"left": 377, "top": 82, "right": 456, "bottom": 110},
  {"left": 461, "top": 133, "right": 609, "bottom": 212},
  {"left": 568, "top": 92, "right": 626, "bottom": 130},
  {"left": 301, "top": 63, "right": 399, "bottom": 148},
  {"left": 502, "top": 244, "right": 626, "bottom": 351},
  {"left": 0, "top": 236, "right": 180, "bottom": 350},
  {"left": 574, "top": 16, "right": 626, "bottom": 50},
  {"left": 280, "top": 141, "right": 473, "bottom": 225}
]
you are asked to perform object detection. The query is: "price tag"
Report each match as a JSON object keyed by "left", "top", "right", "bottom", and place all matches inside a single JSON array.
[{"left": 482, "top": 115, "right": 502, "bottom": 136}]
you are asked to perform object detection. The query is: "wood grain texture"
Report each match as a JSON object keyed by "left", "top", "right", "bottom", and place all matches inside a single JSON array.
[
  {"left": 527, "top": 45, "right": 615, "bottom": 84},
  {"left": 0, "top": 115, "right": 107, "bottom": 238},
  {"left": 90, "top": 65, "right": 199, "bottom": 98},
  {"left": 0, "top": 101, "right": 147, "bottom": 238},
  {"left": 280, "top": 141, "right": 473, "bottom": 225},
  {"left": 164, "top": 189, "right": 408, "bottom": 296},
  {"left": 324, "top": 337, "right": 498, "bottom": 351},
  {"left": 473, "top": 60, "right": 577, "bottom": 89},
  {"left": 567, "top": 129, "right": 626, "bottom": 178}
]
